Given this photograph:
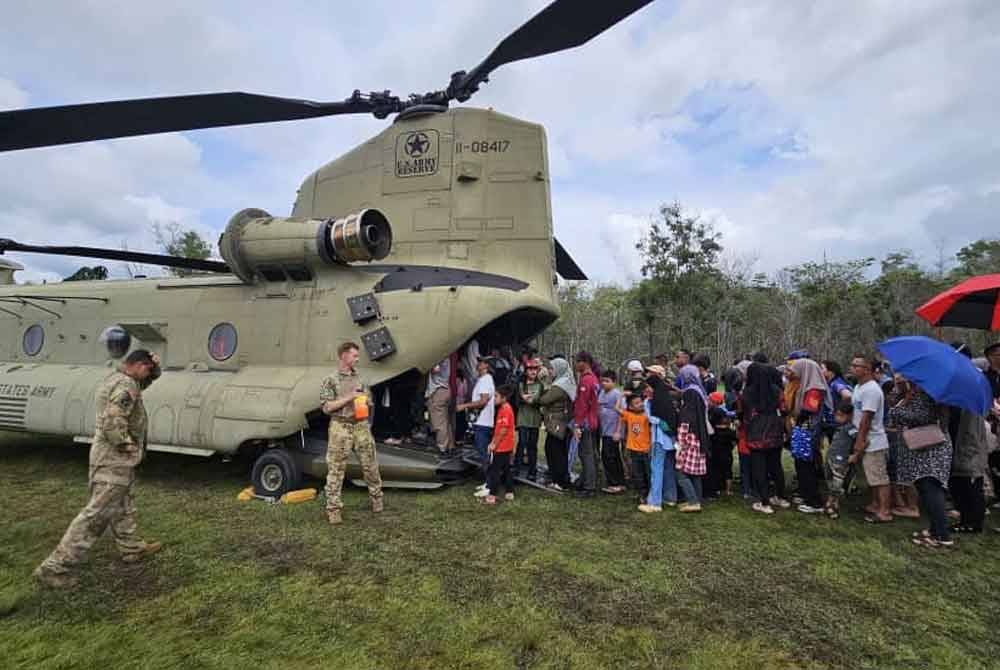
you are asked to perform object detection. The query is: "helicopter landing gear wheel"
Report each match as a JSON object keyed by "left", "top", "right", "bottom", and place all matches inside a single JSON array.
[{"left": 251, "top": 448, "right": 301, "bottom": 497}]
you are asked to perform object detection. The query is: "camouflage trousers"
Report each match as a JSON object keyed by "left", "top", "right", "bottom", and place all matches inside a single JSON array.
[
  {"left": 39, "top": 479, "right": 144, "bottom": 574},
  {"left": 325, "top": 420, "right": 383, "bottom": 512}
]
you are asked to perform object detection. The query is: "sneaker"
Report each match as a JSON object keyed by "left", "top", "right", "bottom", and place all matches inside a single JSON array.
[
  {"left": 475, "top": 483, "right": 488, "bottom": 491},
  {"left": 482, "top": 495, "right": 497, "bottom": 506},
  {"left": 752, "top": 502, "right": 774, "bottom": 515},
  {"left": 637, "top": 504, "right": 662, "bottom": 513},
  {"left": 601, "top": 486, "right": 617, "bottom": 494},
  {"left": 473, "top": 487, "right": 491, "bottom": 498},
  {"left": 792, "top": 496, "right": 805, "bottom": 505},
  {"left": 32, "top": 565, "right": 78, "bottom": 589},
  {"left": 504, "top": 492, "right": 515, "bottom": 501},
  {"left": 664, "top": 501, "right": 677, "bottom": 507},
  {"left": 771, "top": 497, "right": 791, "bottom": 509},
  {"left": 548, "top": 483, "right": 566, "bottom": 493},
  {"left": 797, "top": 504, "right": 824, "bottom": 514},
  {"left": 121, "top": 541, "right": 162, "bottom": 564},
  {"left": 679, "top": 503, "right": 702, "bottom": 513}
]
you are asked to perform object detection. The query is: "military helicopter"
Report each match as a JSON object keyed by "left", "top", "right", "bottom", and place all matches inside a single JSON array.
[{"left": 0, "top": 1, "right": 653, "bottom": 495}]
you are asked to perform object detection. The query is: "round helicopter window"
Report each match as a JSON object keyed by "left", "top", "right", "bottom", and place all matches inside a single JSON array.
[
  {"left": 208, "top": 323, "right": 237, "bottom": 361},
  {"left": 22, "top": 324, "right": 44, "bottom": 356},
  {"left": 99, "top": 326, "right": 132, "bottom": 359}
]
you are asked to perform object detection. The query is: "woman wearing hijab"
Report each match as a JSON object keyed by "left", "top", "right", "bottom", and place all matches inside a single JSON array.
[
  {"left": 640, "top": 365, "right": 679, "bottom": 511},
  {"left": 786, "top": 359, "right": 830, "bottom": 514},
  {"left": 675, "top": 365, "right": 711, "bottom": 512},
  {"left": 731, "top": 360, "right": 754, "bottom": 497},
  {"left": 743, "top": 357, "right": 790, "bottom": 514},
  {"left": 539, "top": 356, "right": 575, "bottom": 492}
]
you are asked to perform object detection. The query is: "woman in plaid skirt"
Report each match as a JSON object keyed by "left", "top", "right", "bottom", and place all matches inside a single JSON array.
[{"left": 675, "top": 365, "right": 711, "bottom": 512}]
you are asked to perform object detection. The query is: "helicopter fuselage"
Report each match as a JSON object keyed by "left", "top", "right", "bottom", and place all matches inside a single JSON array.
[{"left": 0, "top": 108, "right": 562, "bottom": 463}]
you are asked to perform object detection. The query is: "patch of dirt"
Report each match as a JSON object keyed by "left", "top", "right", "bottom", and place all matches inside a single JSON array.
[
  {"left": 529, "top": 566, "right": 658, "bottom": 628},
  {"left": 104, "top": 559, "right": 189, "bottom": 601},
  {"left": 230, "top": 536, "right": 309, "bottom": 577}
]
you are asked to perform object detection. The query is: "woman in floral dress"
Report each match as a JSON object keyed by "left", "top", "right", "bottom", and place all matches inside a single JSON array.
[{"left": 889, "top": 379, "right": 954, "bottom": 548}]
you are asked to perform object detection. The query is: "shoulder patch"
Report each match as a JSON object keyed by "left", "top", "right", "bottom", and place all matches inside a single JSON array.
[{"left": 113, "top": 387, "right": 136, "bottom": 411}]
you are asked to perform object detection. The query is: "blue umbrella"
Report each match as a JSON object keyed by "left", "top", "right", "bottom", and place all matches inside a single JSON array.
[{"left": 877, "top": 336, "right": 993, "bottom": 415}]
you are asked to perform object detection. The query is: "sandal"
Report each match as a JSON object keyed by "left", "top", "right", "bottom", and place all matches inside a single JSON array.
[{"left": 912, "top": 535, "right": 956, "bottom": 549}]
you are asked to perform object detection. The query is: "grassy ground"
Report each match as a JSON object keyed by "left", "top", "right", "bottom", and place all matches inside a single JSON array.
[{"left": 2, "top": 436, "right": 999, "bottom": 670}]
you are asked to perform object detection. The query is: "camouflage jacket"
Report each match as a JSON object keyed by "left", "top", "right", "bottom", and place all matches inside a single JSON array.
[
  {"left": 89, "top": 366, "right": 159, "bottom": 485},
  {"left": 320, "top": 368, "right": 369, "bottom": 422}
]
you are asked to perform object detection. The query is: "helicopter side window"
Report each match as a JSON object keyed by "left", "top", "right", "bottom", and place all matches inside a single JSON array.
[
  {"left": 22, "top": 324, "right": 44, "bottom": 356},
  {"left": 99, "top": 325, "right": 132, "bottom": 359},
  {"left": 208, "top": 323, "right": 238, "bottom": 361}
]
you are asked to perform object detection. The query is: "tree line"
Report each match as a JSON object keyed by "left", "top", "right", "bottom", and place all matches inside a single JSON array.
[{"left": 537, "top": 203, "right": 1000, "bottom": 371}]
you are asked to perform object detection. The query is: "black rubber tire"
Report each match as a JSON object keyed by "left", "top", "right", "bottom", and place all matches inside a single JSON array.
[{"left": 250, "top": 448, "right": 301, "bottom": 497}]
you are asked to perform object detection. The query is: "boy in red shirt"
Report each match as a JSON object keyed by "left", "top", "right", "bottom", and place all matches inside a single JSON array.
[{"left": 484, "top": 385, "right": 516, "bottom": 505}]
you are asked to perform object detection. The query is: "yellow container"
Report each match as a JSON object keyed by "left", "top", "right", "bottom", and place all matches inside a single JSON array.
[
  {"left": 237, "top": 486, "right": 254, "bottom": 502},
  {"left": 281, "top": 488, "right": 318, "bottom": 504},
  {"left": 353, "top": 394, "right": 369, "bottom": 420}
]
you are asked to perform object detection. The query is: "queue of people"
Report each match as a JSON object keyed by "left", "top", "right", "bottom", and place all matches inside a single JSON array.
[{"left": 452, "top": 344, "right": 1000, "bottom": 550}]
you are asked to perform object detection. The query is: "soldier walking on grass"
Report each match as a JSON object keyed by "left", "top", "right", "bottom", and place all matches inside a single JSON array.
[
  {"left": 33, "top": 349, "right": 163, "bottom": 589},
  {"left": 321, "top": 341, "right": 383, "bottom": 525}
]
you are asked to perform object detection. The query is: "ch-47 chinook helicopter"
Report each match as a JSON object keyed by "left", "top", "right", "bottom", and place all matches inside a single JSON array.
[{"left": 0, "top": 0, "right": 654, "bottom": 495}]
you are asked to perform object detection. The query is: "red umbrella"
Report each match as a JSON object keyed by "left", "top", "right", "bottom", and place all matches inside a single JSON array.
[{"left": 916, "top": 274, "right": 1000, "bottom": 330}]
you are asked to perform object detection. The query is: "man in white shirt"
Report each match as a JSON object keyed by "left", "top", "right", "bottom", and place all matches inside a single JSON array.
[
  {"left": 848, "top": 354, "right": 892, "bottom": 522},
  {"left": 457, "top": 358, "right": 495, "bottom": 494}
]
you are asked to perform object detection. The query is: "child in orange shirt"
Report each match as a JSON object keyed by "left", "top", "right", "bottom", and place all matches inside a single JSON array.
[
  {"left": 484, "top": 385, "right": 516, "bottom": 505},
  {"left": 618, "top": 393, "right": 652, "bottom": 503}
]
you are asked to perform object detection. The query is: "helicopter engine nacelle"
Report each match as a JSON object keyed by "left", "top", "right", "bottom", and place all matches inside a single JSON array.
[{"left": 219, "top": 208, "right": 392, "bottom": 283}]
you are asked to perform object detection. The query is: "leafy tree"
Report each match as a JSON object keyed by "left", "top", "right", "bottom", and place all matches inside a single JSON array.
[
  {"left": 152, "top": 222, "right": 213, "bottom": 277},
  {"left": 636, "top": 202, "right": 722, "bottom": 283},
  {"left": 64, "top": 266, "right": 108, "bottom": 281},
  {"left": 951, "top": 238, "right": 1000, "bottom": 279},
  {"left": 540, "top": 208, "right": 997, "bottom": 374}
]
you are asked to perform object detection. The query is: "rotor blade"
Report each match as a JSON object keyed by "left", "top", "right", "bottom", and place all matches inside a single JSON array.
[
  {"left": 554, "top": 238, "right": 587, "bottom": 280},
  {"left": 449, "top": 0, "right": 655, "bottom": 101},
  {"left": 0, "top": 92, "right": 377, "bottom": 152},
  {"left": 0, "top": 239, "right": 230, "bottom": 274}
]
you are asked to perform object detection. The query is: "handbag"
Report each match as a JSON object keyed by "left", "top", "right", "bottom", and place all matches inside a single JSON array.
[
  {"left": 790, "top": 424, "right": 813, "bottom": 461},
  {"left": 902, "top": 423, "right": 946, "bottom": 451}
]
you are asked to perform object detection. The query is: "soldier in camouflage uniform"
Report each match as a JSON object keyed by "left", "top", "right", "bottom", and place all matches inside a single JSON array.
[
  {"left": 321, "top": 341, "right": 383, "bottom": 525},
  {"left": 33, "top": 349, "right": 163, "bottom": 588}
]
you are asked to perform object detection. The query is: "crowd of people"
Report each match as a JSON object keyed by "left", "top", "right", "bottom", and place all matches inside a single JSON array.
[{"left": 447, "top": 343, "right": 1000, "bottom": 548}]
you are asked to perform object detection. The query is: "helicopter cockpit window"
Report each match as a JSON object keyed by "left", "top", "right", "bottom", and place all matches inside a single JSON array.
[
  {"left": 99, "top": 325, "right": 131, "bottom": 359},
  {"left": 208, "top": 323, "right": 237, "bottom": 361},
  {"left": 22, "top": 324, "right": 44, "bottom": 356},
  {"left": 285, "top": 265, "right": 312, "bottom": 282},
  {"left": 257, "top": 266, "right": 286, "bottom": 283}
]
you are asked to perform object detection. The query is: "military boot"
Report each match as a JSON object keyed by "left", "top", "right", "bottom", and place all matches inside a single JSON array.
[
  {"left": 371, "top": 496, "right": 384, "bottom": 514},
  {"left": 327, "top": 509, "right": 343, "bottom": 525},
  {"left": 121, "top": 541, "right": 162, "bottom": 564},
  {"left": 32, "top": 565, "right": 78, "bottom": 590}
]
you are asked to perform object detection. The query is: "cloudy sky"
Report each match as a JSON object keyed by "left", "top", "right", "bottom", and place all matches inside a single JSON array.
[{"left": 2, "top": 0, "right": 998, "bottom": 284}]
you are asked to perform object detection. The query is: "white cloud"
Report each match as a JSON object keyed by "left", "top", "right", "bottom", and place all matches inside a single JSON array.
[
  {"left": 1, "top": 0, "right": 998, "bottom": 286},
  {"left": 0, "top": 78, "right": 28, "bottom": 108}
]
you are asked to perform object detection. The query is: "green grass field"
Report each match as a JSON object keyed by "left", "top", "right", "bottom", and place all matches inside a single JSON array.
[{"left": 2, "top": 436, "right": 999, "bottom": 670}]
